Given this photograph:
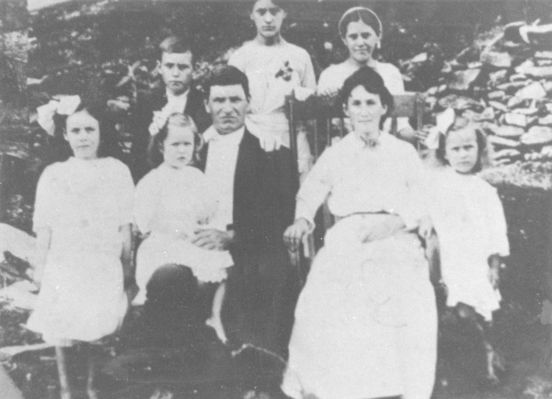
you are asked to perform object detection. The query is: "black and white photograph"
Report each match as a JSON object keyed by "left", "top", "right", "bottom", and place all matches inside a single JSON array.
[{"left": 0, "top": 0, "right": 551, "bottom": 398}]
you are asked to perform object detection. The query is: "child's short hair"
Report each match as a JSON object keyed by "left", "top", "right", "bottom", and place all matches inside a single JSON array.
[
  {"left": 251, "top": 0, "right": 287, "bottom": 10},
  {"left": 436, "top": 123, "right": 488, "bottom": 173},
  {"left": 51, "top": 99, "right": 118, "bottom": 161},
  {"left": 204, "top": 65, "right": 250, "bottom": 100},
  {"left": 158, "top": 35, "right": 194, "bottom": 60},
  {"left": 147, "top": 113, "right": 203, "bottom": 168}
]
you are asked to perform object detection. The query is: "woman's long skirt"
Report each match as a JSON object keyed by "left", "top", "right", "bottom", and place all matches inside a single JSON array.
[{"left": 282, "top": 217, "right": 437, "bottom": 399}]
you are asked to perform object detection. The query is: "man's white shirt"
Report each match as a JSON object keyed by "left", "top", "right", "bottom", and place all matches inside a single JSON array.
[{"left": 203, "top": 126, "right": 245, "bottom": 230}]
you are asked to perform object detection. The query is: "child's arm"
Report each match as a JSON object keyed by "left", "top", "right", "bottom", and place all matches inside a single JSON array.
[
  {"left": 425, "top": 229, "right": 442, "bottom": 287},
  {"left": 120, "top": 223, "right": 138, "bottom": 301},
  {"left": 120, "top": 224, "right": 133, "bottom": 280},
  {"left": 488, "top": 253, "right": 502, "bottom": 290},
  {"left": 114, "top": 162, "right": 137, "bottom": 299},
  {"left": 300, "top": 51, "right": 316, "bottom": 91},
  {"left": 32, "top": 227, "right": 51, "bottom": 287},
  {"left": 486, "top": 186, "right": 509, "bottom": 290},
  {"left": 133, "top": 172, "right": 158, "bottom": 235},
  {"left": 31, "top": 166, "right": 54, "bottom": 287}
]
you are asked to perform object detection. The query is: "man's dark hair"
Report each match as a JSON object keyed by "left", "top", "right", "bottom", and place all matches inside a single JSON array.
[
  {"left": 204, "top": 65, "right": 250, "bottom": 99},
  {"left": 250, "top": 0, "right": 287, "bottom": 12}
]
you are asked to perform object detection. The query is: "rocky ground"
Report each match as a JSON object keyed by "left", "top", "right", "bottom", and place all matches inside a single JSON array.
[{"left": 0, "top": 290, "right": 550, "bottom": 399}]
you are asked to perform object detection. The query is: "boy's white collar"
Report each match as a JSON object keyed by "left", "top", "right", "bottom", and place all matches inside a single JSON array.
[{"left": 165, "top": 88, "right": 189, "bottom": 101}]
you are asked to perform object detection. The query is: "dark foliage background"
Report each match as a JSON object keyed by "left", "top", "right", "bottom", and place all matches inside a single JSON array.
[
  {"left": 0, "top": 0, "right": 549, "bottom": 302},
  {"left": 0, "top": 2, "right": 552, "bottom": 398}
]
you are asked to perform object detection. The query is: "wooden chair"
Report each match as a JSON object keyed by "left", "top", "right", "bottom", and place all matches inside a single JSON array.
[
  {"left": 285, "top": 92, "right": 426, "bottom": 283},
  {"left": 287, "top": 92, "right": 425, "bottom": 168}
]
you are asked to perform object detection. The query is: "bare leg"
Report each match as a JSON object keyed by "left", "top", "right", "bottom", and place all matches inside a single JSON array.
[
  {"left": 206, "top": 282, "right": 227, "bottom": 343},
  {"left": 85, "top": 345, "right": 99, "bottom": 399},
  {"left": 0, "top": 365, "right": 24, "bottom": 399},
  {"left": 55, "top": 346, "right": 73, "bottom": 399},
  {"left": 479, "top": 320, "right": 505, "bottom": 385},
  {"left": 456, "top": 304, "right": 503, "bottom": 384}
]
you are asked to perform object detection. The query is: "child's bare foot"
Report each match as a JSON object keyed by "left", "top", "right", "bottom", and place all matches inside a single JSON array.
[
  {"left": 149, "top": 388, "right": 174, "bottom": 399},
  {"left": 484, "top": 342, "right": 505, "bottom": 385},
  {"left": 492, "top": 349, "right": 506, "bottom": 372},
  {"left": 60, "top": 388, "right": 73, "bottom": 399},
  {"left": 243, "top": 390, "right": 271, "bottom": 399},
  {"left": 206, "top": 317, "right": 227, "bottom": 343},
  {"left": 86, "top": 387, "right": 100, "bottom": 399}
]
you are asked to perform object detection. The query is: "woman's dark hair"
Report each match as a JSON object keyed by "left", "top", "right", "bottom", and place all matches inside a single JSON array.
[
  {"left": 50, "top": 99, "right": 119, "bottom": 161},
  {"left": 340, "top": 66, "right": 393, "bottom": 129},
  {"left": 436, "top": 124, "right": 488, "bottom": 173},
  {"left": 204, "top": 65, "right": 250, "bottom": 100},
  {"left": 147, "top": 113, "right": 203, "bottom": 168},
  {"left": 338, "top": 7, "right": 382, "bottom": 39}
]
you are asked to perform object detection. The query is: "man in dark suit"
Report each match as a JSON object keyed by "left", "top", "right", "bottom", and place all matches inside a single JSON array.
[
  {"left": 193, "top": 65, "right": 298, "bottom": 358},
  {"left": 129, "top": 35, "right": 210, "bottom": 181}
]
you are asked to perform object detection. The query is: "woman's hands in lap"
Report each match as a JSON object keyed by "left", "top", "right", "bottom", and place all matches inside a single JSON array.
[{"left": 357, "top": 214, "right": 406, "bottom": 243}]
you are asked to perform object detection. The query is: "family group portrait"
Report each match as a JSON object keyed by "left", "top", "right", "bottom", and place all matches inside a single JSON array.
[{"left": 0, "top": 0, "right": 552, "bottom": 398}]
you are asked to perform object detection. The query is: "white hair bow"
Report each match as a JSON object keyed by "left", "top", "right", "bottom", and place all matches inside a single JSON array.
[
  {"left": 149, "top": 102, "right": 184, "bottom": 136},
  {"left": 425, "top": 108, "right": 455, "bottom": 150},
  {"left": 36, "top": 95, "right": 81, "bottom": 136}
]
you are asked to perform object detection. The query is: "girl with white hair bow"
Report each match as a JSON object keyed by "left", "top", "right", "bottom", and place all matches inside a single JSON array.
[{"left": 30, "top": 96, "right": 134, "bottom": 399}]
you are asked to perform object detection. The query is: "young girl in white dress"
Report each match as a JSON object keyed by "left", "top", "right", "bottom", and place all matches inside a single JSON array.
[
  {"left": 133, "top": 113, "right": 233, "bottom": 343},
  {"left": 428, "top": 122, "right": 509, "bottom": 383},
  {"left": 28, "top": 97, "right": 134, "bottom": 399}
]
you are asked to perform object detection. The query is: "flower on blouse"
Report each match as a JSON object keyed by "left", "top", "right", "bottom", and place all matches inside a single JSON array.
[{"left": 275, "top": 60, "right": 294, "bottom": 82}]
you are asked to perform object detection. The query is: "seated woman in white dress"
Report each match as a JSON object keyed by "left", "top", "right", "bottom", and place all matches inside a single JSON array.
[
  {"left": 317, "top": 6, "right": 417, "bottom": 142},
  {"left": 281, "top": 67, "right": 437, "bottom": 399}
]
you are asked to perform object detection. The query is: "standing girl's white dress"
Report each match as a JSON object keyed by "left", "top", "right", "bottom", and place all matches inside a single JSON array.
[
  {"left": 229, "top": 39, "right": 316, "bottom": 148},
  {"left": 427, "top": 168, "right": 509, "bottom": 320},
  {"left": 133, "top": 164, "right": 233, "bottom": 305},
  {"left": 229, "top": 39, "right": 316, "bottom": 173},
  {"left": 27, "top": 157, "right": 134, "bottom": 344}
]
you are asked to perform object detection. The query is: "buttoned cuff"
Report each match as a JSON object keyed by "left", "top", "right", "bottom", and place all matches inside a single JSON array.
[
  {"left": 294, "top": 199, "right": 317, "bottom": 228},
  {"left": 295, "top": 217, "right": 315, "bottom": 234}
]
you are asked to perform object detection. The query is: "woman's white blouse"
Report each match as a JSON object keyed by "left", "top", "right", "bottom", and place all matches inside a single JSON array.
[{"left": 295, "top": 132, "right": 427, "bottom": 229}]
